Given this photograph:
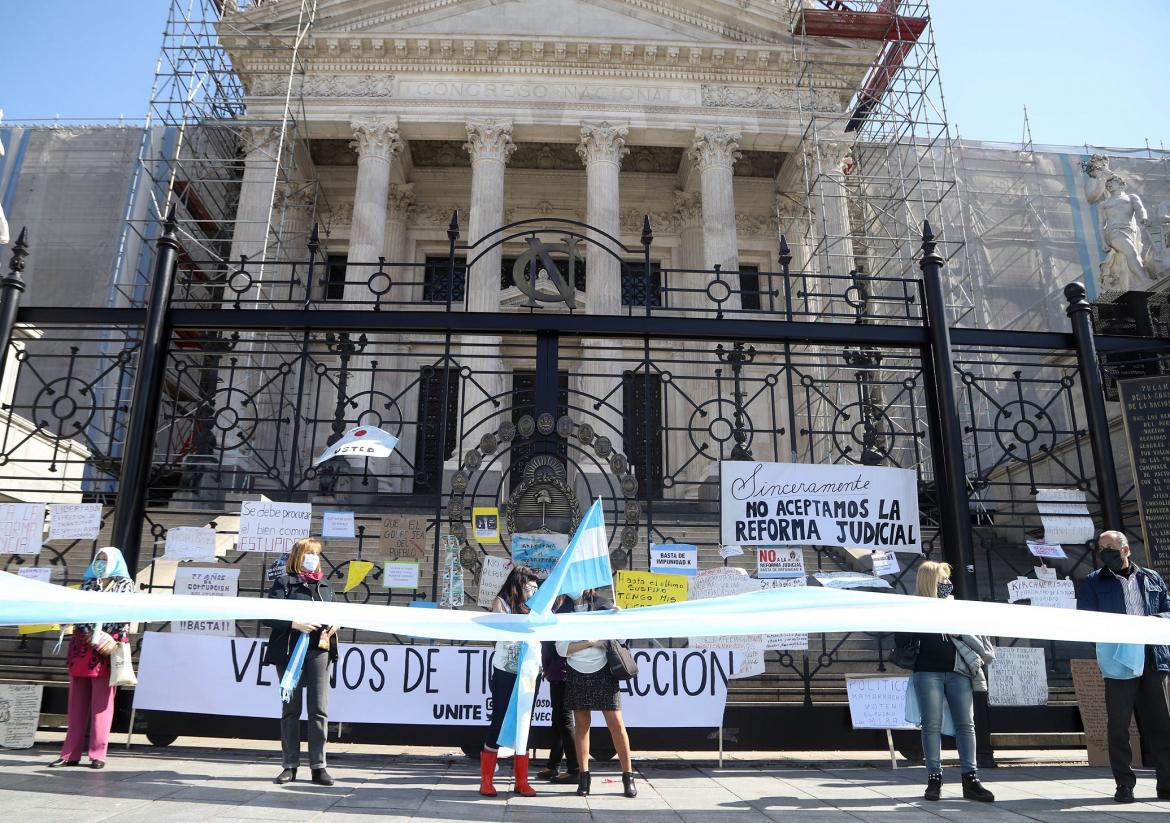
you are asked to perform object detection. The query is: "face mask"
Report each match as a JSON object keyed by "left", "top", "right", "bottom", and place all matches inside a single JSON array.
[
  {"left": 301, "top": 553, "right": 320, "bottom": 573},
  {"left": 937, "top": 581, "right": 954, "bottom": 599},
  {"left": 91, "top": 560, "right": 107, "bottom": 578},
  {"left": 1100, "top": 548, "right": 1127, "bottom": 573}
]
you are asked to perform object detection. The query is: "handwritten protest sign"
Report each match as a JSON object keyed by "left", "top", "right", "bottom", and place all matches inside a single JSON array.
[
  {"left": 17, "top": 567, "right": 51, "bottom": 584},
  {"left": 477, "top": 555, "right": 513, "bottom": 608},
  {"left": 649, "top": 544, "right": 697, "bottom": 576},
  {"left": 383, "top": 561, "right": 420, "bottom": 589},
  {"left": 689, "top": 566, "right": 761, "bottom": 600},
  {"left": 1026, "top": 540, "right": 1067, "bottom": 560},
  {"left": 1035, "top": 565, "right": 1057, "bottom": 581},
  {"left": 757, "top": 545, "right": 805, "bottom": 578},
  {"left": 722, "top": 461, "right": 920, "bottom": 552},
  {"left": 47, "top": 503, "right": 102, "bottom": 541},
  {"left": 988, "top": 646, "right": 1048, "bottom": 706},
  {"left": 238, "top": 501, "right": 311, "bottom": 553},
  {"left": 173, "top": 567, "right": 240, "bottom": 636},
  {"left": 1035, "top": 488, "right": 1094, "bottom": 545},
  {"left": 0, "top": 684, "right": 43, "bottom": 748},
  {"left": 846, "top": 675, "right": 916, "bottom": 730},
  {"left": 871, "top": 551, "right": 900, "bottom": 577},
  {"left": 719, "top": 544, "right": 744, "bottom": 558},
  {"left": 814, "top": 571, "right": 892, "bottom": 590},
  {"left": 512, "top": 532, "right": 569, "bottom": 578},
  {"left": 0, "top": 504, "right": 45, "bottom": 555},
  {"left": 379, "top": 515, "right": 427, "bottom": 560},
  {"left": 758, "top": 576, "right": 809, "bottom": 650},
  {"left": 164, "top": 526, "right": 217, "bottom": 561},
  {"left": 1007, "top": 577, "right": 1076, "bottom": 609},
  {"left": 321, "top": 511, "right": 355, "bottom": 539},
  {"left": 615, "top": 570, "right": 689, "bottom": 609}
]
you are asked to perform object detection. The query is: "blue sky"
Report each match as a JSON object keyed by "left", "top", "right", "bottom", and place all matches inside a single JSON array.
[{"left": 0, "top": 1, "right": 1167, "bottom": 148}]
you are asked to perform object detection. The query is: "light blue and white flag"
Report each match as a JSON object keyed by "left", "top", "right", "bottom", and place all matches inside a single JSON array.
[
  {"left": 526, "top": 498, "right": 613, "bottom": 617},
  {"left": 493, "top": 639, "right": 541, "bottom": 757},
  {"left": 279, "top": 632, "right": 311, "bottom": 703}
]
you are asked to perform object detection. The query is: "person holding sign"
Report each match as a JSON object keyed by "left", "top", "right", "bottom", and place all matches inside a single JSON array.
[
  {"left": 1076, "top": 530, "right": 1170, "bottom": 804},
  {"left": 262, "top": 538, "right": 339, "bottom": 787},
  {"left": 892, "top": 561, "right": 995, "bottom": 803},
  {"left": 51, "top": 547, "right": 134, "bottom": 770},
  {"left": 480, "top": 566, "right": 542, "bottom": 798}
]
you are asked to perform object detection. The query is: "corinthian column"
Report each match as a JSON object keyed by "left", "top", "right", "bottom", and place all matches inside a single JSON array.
[
  {"left": 806, "top": 140, "right": 857, "bottom": 285},
  {"left": 344, "top": 116, "right": 402, "bottom": 301},
  {"left": 690, "top": 127, "right": 742, "bottom": 279},
  {"left": 227, "top": 126, "right": 283, "bottom": 301}
]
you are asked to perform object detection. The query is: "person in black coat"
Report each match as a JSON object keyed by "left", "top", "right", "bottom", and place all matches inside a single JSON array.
[{"left": 262, "top": 537, "right": 339, "bottom": 786}]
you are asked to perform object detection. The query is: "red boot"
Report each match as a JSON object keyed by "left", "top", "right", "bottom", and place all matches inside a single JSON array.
[
  {"left": 513, "top": 754, "right": 537, "bottom": 797},
  {"left": 479, "top": 749, "right": 498, "bottom": 797}
]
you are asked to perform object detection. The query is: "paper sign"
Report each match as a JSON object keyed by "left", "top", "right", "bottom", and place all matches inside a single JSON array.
[
  {"left": 473, "top": 507, "right": 500, "bottom": 544},
  {"left": 17, "top": 625, "right": 59, "bottom": 635},
  {"left": 688, "top": 634, "right": 765, "bottom": 679},
  {"left": 321, "top": 511, "right": 356, "bottom": 539},
  {"left": 615, "top": 570, "right": 689, "bottom": 609},
  {"left": 267, "top": 555, "right": 288, "bottom": 581},
  {"left": 383, "top": 561, "right": 420, "bottom": 590},
  {"left": 344, "top": 560, "right": 375, "bottom": 593},
  {"left": 17, "top": 567, "right": 51, "bottom": 584},
  {"left": 846, "top": 676, "right": 917, "bottom": 730},
  {"left": 719, "top": 544, "right": 744, "bottom": 558},
  {"left": 379, "top": 514, "right": 428, "bottom": 560},
  {"left": 312, "top": 425, "right": 399, "bottom": 465},
  {"left": 813, "top": 571, "right": 892, "bottom": 590},
  {"left": 759, "top": 576, "right": 808, "bottom": 590},
  {"left": 238, "top": 500, "right": 311, "bottom": 554},
  {"left": 1035, "top": 488, "right": 1095, "bottom": 545},
  {"left": 1035, "top": 565, "right": 1058, "bottom": 581},
  {"left": 649, "top": 544, "right": 698, "bottom": 576},
  {"left": 0, "top": 684, "right": 43, "bottom": 749},
  {"left": 871, "top": 551, "right": 900, "bottom": 577},
  {"left": 173, "top": 566, "right": 240, "bottom": 636},
  {"left": 1007, "top": 577, "right": 1076, "bottom": 609},
  {"left": 759, "top": 575, "right": 809, "bottom": 650},
  {"left": 988, "top": 646, "right": 1048, "bottom": 706},
  {"left": 757, "top": 546, "right": 805, "bottom": 578},
  {"left": 721, "top": 461, "right": 921, "bottom": 552},
  {"left": 0, "top": 503, "right": 45, "bottom": 555},
  {"left": 477, "top": 555, "right": 513, "bottom": 608},
  {"left": 1026, "top": 540, "right": 1067, "bottom": 559},
  {"left": 512, "top": 532, "right": 569, "bottom": 578},
  {"left": 164, "top": 526, "right": 217, "bottom": 561},
  {"left": 47, "top": 503, "right": 102, "bottom": 541},
  {"left": 689, "top": 567, "right": 761, "bottom": 600}
]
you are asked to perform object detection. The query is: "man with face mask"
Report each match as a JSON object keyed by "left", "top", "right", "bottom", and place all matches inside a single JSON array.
[{"left": 1076, "top": 530, "right": 1170, "bottom": 803}]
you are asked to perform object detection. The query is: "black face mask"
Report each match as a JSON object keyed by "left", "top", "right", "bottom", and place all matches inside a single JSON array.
[
  {"left": 937, "top": 581, "right": 954, "bottom": 599},
  {"left": 1100, "top": 548, "right": 1127, "bottom": 573}
]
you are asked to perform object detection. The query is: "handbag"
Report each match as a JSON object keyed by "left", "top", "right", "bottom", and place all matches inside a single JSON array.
[
  {"left": 888, "top": 637, "right": 919, "bottom": 670},
  {"left": 109, "top": 641, "right": 137, "bottom": 687},
  {"left": 606, "top": 640, "right": 638, "bottom": 681}
]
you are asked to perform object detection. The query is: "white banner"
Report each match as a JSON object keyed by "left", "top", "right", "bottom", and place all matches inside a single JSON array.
[
  {"left": 650, "top": 544, "right": 698, "bottom": 576},
  {"left": 721, "top": 461, "right": 920, "bottom": 552},
  {"left": 133, "top": 633, "right": 730, "bottom": 728},
  {"left": 845, "top": 675, "right": 916, "bottom": 730}
]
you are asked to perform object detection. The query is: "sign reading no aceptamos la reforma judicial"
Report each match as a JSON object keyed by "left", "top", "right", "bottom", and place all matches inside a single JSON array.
[{"left": 721, "top": 461, "right": 921, "bottom": 553}]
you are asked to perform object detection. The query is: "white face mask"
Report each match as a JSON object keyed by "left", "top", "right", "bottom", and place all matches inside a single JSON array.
[{"left": 301, "top": 553, "right": 320, "bottom": 573}]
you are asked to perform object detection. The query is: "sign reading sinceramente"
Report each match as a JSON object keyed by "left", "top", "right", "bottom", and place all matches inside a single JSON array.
[{"left": 720, "top": 462, "right": 920, "bottom": 552}]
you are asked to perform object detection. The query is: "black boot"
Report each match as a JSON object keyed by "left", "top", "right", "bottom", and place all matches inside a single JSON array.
[
  {"left": 274, "top": 767, "right": 296, "bottom": 784},
  {"left": 923, "top": 773, "right": 942, "bottom": 801},
  {"left": 961, "top": 772, "right": 994, "bottom": 802},
  {"left": 622, "top": 772, "right": 638, "bottom": 798},
  {"left": 576, "top": 771, "right": 591, "bottom": 797},
  {"left": 311, "top": 768, "right": 334, "bottom": 786}
]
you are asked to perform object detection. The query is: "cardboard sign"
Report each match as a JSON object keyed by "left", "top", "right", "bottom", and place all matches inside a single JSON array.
[
  {"left": 472, "top": 507, "right": 500, "bottom": 544},
  {"left": 477, "top": 555, "right": 513, "bottom": 608},
  {"left": 383, "top": 561, "right": 420, "bottom": 590},
  {"left": 722, "top": 461, "right": 921, "bottom": 552},
  {"left": 238, "top": 500, "right": 311, "bottom": 553},
  {"left": 1071, "top": 658, "right": 1142, "bottom": 768},
  {"left": 379, "top": 515, "right": 428, "bottom": 560},
  {"left": 845, "top": 675, "right": 917, "bottom": 730},
  {"left": 511, "top": 532, "right": 569, "bottom": 578},
  {"left": 614, "top": 570, "right": 689, "bottom": 609},
  {"left": 0, "top": 503, "right": 45, "bottom": 555},
  {"left": 1007, "top": 577, "right": 1076, "bottom": 609},
  {"left": 1035, "top": 488, "right": 1094, "bottom": 545},
  {"left": 649, "top": 544, "right": 698, "bottom": 576},
  {"left": 756, "top": 545, "right": 805, "bottom": 578},
  {"left": 164, "top": 526, "right": 217, "bottom": 561},
  {"left": 988, "top": 646, "right": 1048, "bottom": 706},
  {"left": 47, "top": 503, "right": 102, "bottom": 541},
  {"left": 173, "top": 566, "right": 240, "bottom": 636},
  {"left": 1035, "top": 565, "right": 1058, "bottom": 581},
  {"left": 321, "top": 511, "right": 356, "bottom": 539},
  {"left": 1026, "top": 540, "right": 1067, "bottom": 560},
  {"left": 871, "top": 550, "right": 900, "bottom": 577},
  {"left": 0, "top": 684, "right": 43, "bottom": 749}
]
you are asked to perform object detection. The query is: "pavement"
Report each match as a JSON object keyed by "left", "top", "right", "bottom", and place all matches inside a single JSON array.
[{"left": 3, "top": 736, "right": 1170, "bottom": 821}]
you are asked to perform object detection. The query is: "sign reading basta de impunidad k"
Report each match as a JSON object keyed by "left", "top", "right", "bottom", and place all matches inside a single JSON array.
[{"left": 721, "top": 461, "right": 921, "bottom": 553}]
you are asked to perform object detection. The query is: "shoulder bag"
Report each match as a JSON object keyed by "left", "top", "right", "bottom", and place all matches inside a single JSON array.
[
  {"left": 109, "top": 641, "right": 137, "bottom": 688},
  {"left": 606, "top": 640, "right": 639, "bottom": 681},
  {"left": 888, "top": 636, "right": 919, "bottom": 670}
]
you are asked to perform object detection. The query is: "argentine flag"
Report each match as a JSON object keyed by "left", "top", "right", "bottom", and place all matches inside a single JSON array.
[
  {"left": 526, "top": 497, "right": 614, "bottom": 617},
  {"left": 493, "top": 639, "right": 541, "bottom": 757}
]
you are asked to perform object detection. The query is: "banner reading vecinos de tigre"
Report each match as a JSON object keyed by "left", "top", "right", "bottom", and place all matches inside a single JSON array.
[{"left": 721, "top": 461, "right": 921, "bottom": 553}]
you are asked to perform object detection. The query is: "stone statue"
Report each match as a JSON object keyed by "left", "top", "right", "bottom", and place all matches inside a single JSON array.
[
  {"left": 0, "top": 109, "right": 8, "bottom": 247},
  {"left": 1083, "top": 154, "right": 1154, "bottom": 291}
]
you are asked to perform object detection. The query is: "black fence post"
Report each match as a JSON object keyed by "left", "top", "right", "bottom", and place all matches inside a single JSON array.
[
  {"left": 1065, "top": 282, "right": 1124, "bottom": 532},
  {"left": 110, "top": 208, "right": 181, "bottom": 574},
  {"left": 0, "top": 228, "right": 30, "bottom": 390},
  {"left": 918, "top": 220, "right": 996, "bottom": 768}
]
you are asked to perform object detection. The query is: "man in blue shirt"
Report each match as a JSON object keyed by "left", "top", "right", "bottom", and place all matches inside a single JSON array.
[{"left": 1076, "top": 530, "right": 1170, "bottom": 803}]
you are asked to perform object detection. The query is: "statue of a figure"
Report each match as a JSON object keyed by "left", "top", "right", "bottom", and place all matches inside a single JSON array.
[
  {"left": 0, "top": 109, "right": 8, "bottom": 246},
  {"left": 1084, "top": 154, "right": 1154, "bottom": 291}
]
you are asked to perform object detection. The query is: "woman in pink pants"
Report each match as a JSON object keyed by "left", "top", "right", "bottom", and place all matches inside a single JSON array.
[{"left": 50, "top": 547, "right": 134, "bottom": 770}]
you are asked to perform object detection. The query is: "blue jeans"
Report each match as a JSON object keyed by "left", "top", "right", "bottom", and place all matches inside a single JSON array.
[{"left": 912, "top": 671, "right": 977, "bottom": 775}]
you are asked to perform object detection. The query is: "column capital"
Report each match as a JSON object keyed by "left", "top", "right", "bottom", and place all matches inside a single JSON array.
[
  {"left": 807, "top": 140, "right": 854, "bottom": 175},
  {"left": 577, "top": 121, "right": 630, "bottom": 167},
  {"left": 689, "top": 127, "right": 742, "bottom": 170},
  {"left": 673, "top": 190, "right": 703, "bottom": 226},
  {"left": 774, "top": 193, "right": 806, "bottom": 222},
  {"left": 240, "top": 125, "right": 282, "bottom": 157},
  {"left": 387, "top": 183, "right": 416, "bottom": 218},
  {"left": 464, "top": 119, "right": 516, "bottom": 164},
  {"left": 278, "top": 184, "right": 316, "bottom": 210},
  {"left": 350, "top": 116, "right": 403, "bottom": 162}
]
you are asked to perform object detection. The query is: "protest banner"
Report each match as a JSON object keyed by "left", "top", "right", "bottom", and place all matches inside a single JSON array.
[
  {"left": 0, "top": 503, "right": 45, "bottom": 555},
  {"left": 756, "top": 576, "right": 809, "bottom": 650},
  {"left": 756, "top": 546, "right": 805, "bottom": 578},
  {"left": 173, "top": 566, "right": 240, "bottom": 636},
  {"left": 164, "top": 526, "right": 217, "bottom": 561},
  {"left": 383, "top": 561, "right": 420, "bottom": 590},
  {"left": 1026, "top": 540, "right": 1067, "bottom": 560},
  {"left": 134, "top": 634, "right": 733, "bottom": 728},
  {"left": 321, "top": 511, "right": 356, "bottom": 539},
  {"left": 472, "top": 507, "right": 500, "bottom": 544},
  {"left": 379, "top": 514, "right": 428, "bottom": 560},
  {"left": 615, "top": 570, "right": 689, "bottom": 609},
  {"left": 988, "top": 646, "right": 1048, "bottom": 706},
  {"left": 1007, "top": 577, "right": 1076, "bottom": 609},
  {"left": 1035, "top": 488, "right": 1094, "bottom": 545},
  {"left": 511, "top": 532, "right": 569, "bottom": 578},
  {"left": 477, "top": 555, "right": 513, "bottom": 608},
  {"left": 845, "top": 675, "right": 917, "bottom": 730},
  {"left": 237, "top": 500, "right": 311, "bottom": 554},
  {"left": 0, "top": 684, "right": 43, "bottom": 749},
  {"left": 47, "top": 503, "right": 102, "bottom": 541},
  {"left": 649, "top": 544, "right": 698, "bottom": 576},
  {"left": 721, "top": 461, "right": 920, "bottom": 552}
]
